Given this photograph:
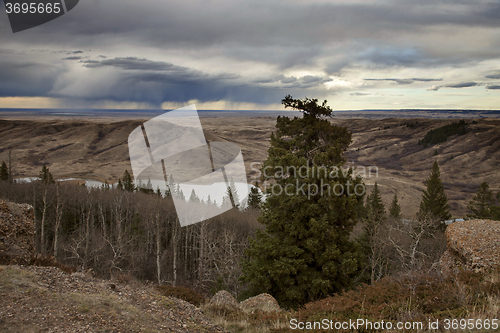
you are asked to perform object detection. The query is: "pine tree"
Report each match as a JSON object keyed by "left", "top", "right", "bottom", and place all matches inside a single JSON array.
[
  {"left": 223, "top": 178, "right": 240, "bottom": 209},
  {"left": 418, "top": 161, "right": 451, "bottom": 228},
  {"left": 247, "top": 182, "right": 263, "bottom": 210},
  {"left": 165, "top": 174, "right": 176, "bottom": 198},
  {"left": 0, "top": 161, "right": 8, "bottom": 181},
  {"left": 389, "top": 193, "right": 401, "bottom": 219},
  {"left": 366, "top": 182, "right": 385, "bottom": 223},
  {"left": 241, "top": 95, "right": 364, "bottom": 308},
  {"left": 189, "top": 189, "right": 200, "bottom": 203},
  {"left": 177, "top": 187, "right": 185, "bottom": 201},
  {"left": 39, "top": 164, "right": 55, "bottom": 184},
  {"left": 121, "top": 170, "right": 135, "bottom": 192},
  {"left": 467, "top": 182, "right": 495, "bottom": 219},
  {"left": 167, "top": 175, "right": 179, "bottom": 198}
]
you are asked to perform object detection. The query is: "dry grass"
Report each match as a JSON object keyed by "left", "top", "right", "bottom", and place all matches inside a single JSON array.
[{"left": 201, "top": 304, "right": 291, "bottom": 333}]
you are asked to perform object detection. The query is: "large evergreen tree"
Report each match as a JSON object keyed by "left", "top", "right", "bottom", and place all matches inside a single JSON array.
[
  {"left": 0, "top": 161, "right": 8, "bottom": 181},
  {"left": 241, "top": 95, "right": 364, "bottom": 308},
  {"left": 417, "top": 161, "right": 451, "bottom": 228},
  {"left": 467, "top": 182, "right": 495, "bottom": 219}
]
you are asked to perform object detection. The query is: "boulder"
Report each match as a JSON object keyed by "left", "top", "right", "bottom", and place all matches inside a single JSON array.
[
  {"left": 207, "top": 290, "right": 239, "bottom": 311},
  {"left": 239, "top": 293, "right": 280, "bottom": 313},
  {"left": 440, "top": 219, "right": 500, "bottom": 275}
]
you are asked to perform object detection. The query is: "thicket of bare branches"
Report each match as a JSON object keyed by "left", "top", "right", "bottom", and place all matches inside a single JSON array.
[
  {"left": 0, "top": 180, "right": 260, "bottom": 296},
  {"left": 358, "top": 215, "right": 447, "bottom": 285}
]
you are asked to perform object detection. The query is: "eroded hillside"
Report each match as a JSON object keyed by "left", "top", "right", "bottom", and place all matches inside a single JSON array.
[{"left": 0, "top": 117, "right": 498, "bottom": 218}]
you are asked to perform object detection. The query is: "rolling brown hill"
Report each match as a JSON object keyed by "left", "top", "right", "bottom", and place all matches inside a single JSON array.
[{"left": 0, "top": 116, "right": 498, "bottom": 218}]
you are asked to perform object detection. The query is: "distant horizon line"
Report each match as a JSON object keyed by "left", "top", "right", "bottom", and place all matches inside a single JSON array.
[{"left": 1, "top": 107, "right": 500, "bottom": 112}]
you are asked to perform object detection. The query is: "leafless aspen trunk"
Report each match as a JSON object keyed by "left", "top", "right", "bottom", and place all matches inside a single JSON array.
[
  {"left": 40, "top": 185, "right": 48, "bottom": 254},
  {"left": 198, "top": 220, "right": 207, "bottom": 287},
  {"left": 155, "top": 208, "right": 162, "bottom": 285},
  {"left": 33, "top": 184, "right": 40, "bottom": 253},
  {"left": 83, "top": 199, "right": 94, "bottom": 270},
  {"left": 98, "top": 199, "right": 107, "bottom": 239},
  {"left": 53, "top": 183, "right": 64, "bottom": 258},
  {"left": 172, "top": 222, "right": 178, "bottom": 287}
]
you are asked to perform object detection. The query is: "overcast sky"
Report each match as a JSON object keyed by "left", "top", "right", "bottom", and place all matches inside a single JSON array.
[{"left": 1, "top": 0, "right": 500, "bottom": 110}]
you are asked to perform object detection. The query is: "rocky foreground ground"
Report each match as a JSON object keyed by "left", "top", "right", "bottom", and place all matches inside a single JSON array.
[{"left": 0, "top": 265, "right": 229, "bottom": 333}]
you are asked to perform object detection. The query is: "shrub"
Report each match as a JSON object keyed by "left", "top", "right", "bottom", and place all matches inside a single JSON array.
[
  {"left": 156, "top": 285, "right": 206, "bottom": 306},
  {"left": 291, "top": 269, "right": 500, "bottom": 332}
]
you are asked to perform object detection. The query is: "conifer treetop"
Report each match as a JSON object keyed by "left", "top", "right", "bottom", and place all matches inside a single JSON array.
[{"left": 418, "top": 161, "right": 451, "bottom": 227}]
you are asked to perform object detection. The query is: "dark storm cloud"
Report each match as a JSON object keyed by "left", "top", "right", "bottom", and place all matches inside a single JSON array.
[
  {"left": 365, "top": 78, "right": 414, "bottom": 85},
  {"left": 411, "top": 78, "right": 443, "bottom": 82},
  {"left": 82, "top": 57, "right": 187, "bottom": 72},
  {"left": 289, "top": 75, "right": 332, "bottom": 88},
  {"left": 365, "top": 78, "right": 442, "bottom": 85},
  {"left": 428, "top": 81, "right": 480, "bottom": 91},
  {"left": 65, "top": 71, "right": 301, "bottom": 105},
  {"left": 63, "top": 56, "right": 83, "bottom": 60},
  {"left": 81, "top": 57, "right": 240, "bottom": 81},
  {"left": 445, "top": 82, "right": 478, "bottom": 88},
  {"left": 0, "top": 50, "right": 315, "bottom": 106},
  {"left": 485, "top": 73, "right": 500, "bottom": 79},
  {"left": 65, "top": 58, "right": 328, "bottom": 104},
  {"left": 325, "top": 43, "right": 470, "bottom": 74},
  {"left": 280, "top": 76, "right": 298, "bottom": 84},
  {"left": 359, "top": 48, "right": 424, "bottom": 68},
  {"left": 486, "top": 85, "right": 500, "bottom": 90},
  {"left": 251, "top": 74, "right": 329, "bottom": 88},
  {"left": 0, "top": 59, "right": 60, "bottom": 97}
]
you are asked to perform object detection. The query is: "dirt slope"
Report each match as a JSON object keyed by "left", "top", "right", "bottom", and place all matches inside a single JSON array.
[
  {"left": 0, "top": 200, "right": 34, "bottom": 265},
  {"left": 0, "top": 265, "right": 228, "bottom": 333}
]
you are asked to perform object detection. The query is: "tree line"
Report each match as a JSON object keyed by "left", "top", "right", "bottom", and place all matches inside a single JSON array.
[{"left": 418, "top": 119, "right": 468, "bottom": 148}]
